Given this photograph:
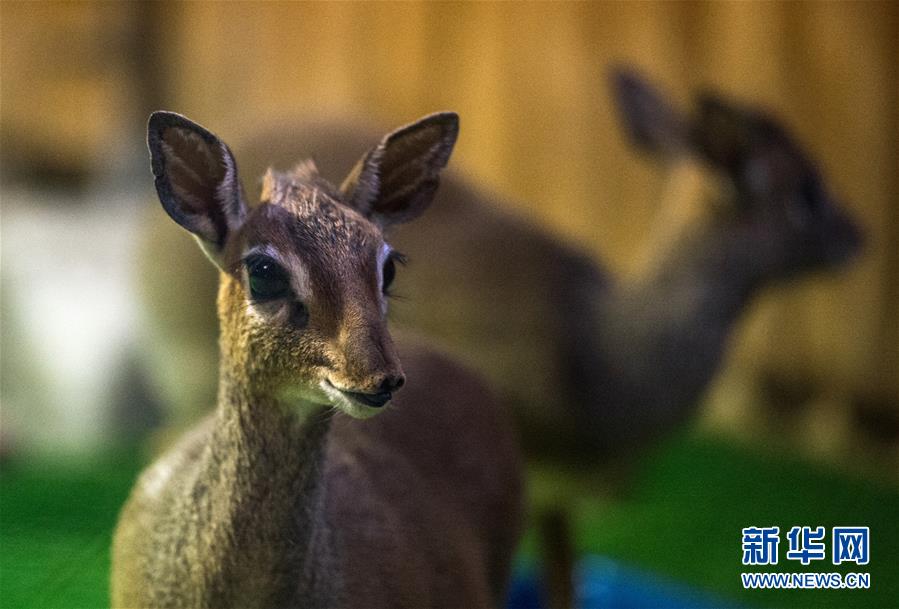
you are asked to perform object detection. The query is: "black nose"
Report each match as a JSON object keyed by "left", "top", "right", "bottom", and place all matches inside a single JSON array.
[{"left": 379, "top": 375, "right": 405, "bottom": 394}]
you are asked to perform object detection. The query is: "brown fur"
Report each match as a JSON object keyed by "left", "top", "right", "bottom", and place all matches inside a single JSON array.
[
  {"left": 112, "top": 113, "right": 522, "bottom": 608},
  {"left": 112, "top": 338, "right": 520, "bottom": 609}
]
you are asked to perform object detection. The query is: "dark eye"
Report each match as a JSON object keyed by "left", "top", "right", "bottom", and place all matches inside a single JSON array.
[
  {"left": 245, "top": 255, "right": 290, "bottom": 301},
  {"left": 799, "top": 173, "right": 823, "bottom": 211},
  {"left": 382, "top": 252, "right": 405, "bottom": 295},
  {"left": 382, "top": 258, "right": 396, "bottom": 294}
]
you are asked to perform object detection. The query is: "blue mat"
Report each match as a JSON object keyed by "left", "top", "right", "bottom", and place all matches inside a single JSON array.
[{"left": 508, "top": 555, "right": 743, "bottom": 609}]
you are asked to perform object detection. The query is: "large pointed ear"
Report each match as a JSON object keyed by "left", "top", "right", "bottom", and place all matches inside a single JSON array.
[
  {"left": 147, "top": 111, "right": 247, "bottom": 267},
  {"left": 691, "top": 93, "right": 754, "bottom": 178},
  {"left": 692, "top": 93, "right": 796, "bottom": 199},
  {"left": 609, "top": 66, "right": 688, "bottom": 157},
  {"left": 339, "top": 112, "right": 458, "bottom": 226}
]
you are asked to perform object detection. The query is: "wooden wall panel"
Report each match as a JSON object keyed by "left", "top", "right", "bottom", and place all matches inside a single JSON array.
[{"left": 1, "top": 1, "right": 136, "bottom": 179}]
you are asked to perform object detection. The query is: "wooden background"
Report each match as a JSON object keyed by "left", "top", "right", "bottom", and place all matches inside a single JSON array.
[{"left": 2, "top": 1, "right": 897, "bottom": 457}]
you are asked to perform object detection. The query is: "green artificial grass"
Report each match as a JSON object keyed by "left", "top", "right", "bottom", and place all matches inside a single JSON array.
[
  {"left": 0, "top": 451, "right": 143, "bottom": 609},
  {"left": 527, "top": 431, "right": 899, "bottom": 608},
  {"left": 1, "top": 434, "right": 896, "bottom": 609}
]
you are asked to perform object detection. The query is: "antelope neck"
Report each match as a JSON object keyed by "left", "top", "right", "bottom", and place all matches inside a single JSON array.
[{"left": 202, "top": 373, "right": 334, "bottom": 604}]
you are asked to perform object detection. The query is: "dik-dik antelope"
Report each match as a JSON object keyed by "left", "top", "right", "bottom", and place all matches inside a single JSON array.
[
  {"left": 112, "top": 112, "right": 522, "bottom": 608},
  {"left": 138, "top": 69, "right": 862, "bottom": 463}
]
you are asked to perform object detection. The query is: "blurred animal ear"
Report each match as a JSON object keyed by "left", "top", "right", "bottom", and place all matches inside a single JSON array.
[
  {"left": 693, "top": 93, "right": 803, "bottom": 200},
  {"left": 147, "top": 111, "right": 247, "bottom": 267},
  {"left": 340, "top": 112, "right": 459, "bottom": 227},
  {"left": 610, "top": 66, "right": 688, "bottom": 157},
  {"left": 691, "top": 93, "right": 755, "bottom": 179}
]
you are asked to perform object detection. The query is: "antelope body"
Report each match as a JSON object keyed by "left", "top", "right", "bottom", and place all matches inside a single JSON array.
[{"left": 112, "top": 112, "right": 522, "bottom": 608}]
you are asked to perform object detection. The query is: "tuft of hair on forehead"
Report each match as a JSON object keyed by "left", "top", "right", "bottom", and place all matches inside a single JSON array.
[
  {"left": 291, "top": 159, "right": 320, "bottom": 182},
  {"left": 259, "top": 160, "right": 341, "bottom": 206}
]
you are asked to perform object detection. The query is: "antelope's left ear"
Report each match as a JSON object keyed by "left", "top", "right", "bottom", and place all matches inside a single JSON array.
[
  {"left": 692, "top": 93, "right": 756, "bottom": 180},
  {"left": 147, "top": 111, "right": 247, "bottom": 268},
  {"left": 340, "top": 112, "right": 459, "bottom": 227}
]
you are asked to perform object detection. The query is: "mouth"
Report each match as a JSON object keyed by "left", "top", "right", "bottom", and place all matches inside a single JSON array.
[
  {"left": 339, "top": 390, "right": 392, "bottom": 408},
  {"left": 322, "top": 379, "right": 393, "bottom": 412}
]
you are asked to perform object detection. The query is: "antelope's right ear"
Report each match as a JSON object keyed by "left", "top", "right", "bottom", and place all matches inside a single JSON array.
[
  {"left": 340, "top": 112, "right": 459, "bottom": 227},
  {"left": 147, "top": 111, "right": 247, "bottom": 267},
  {"left": 609, "top": 66, "right": 688, "bottom": 157},
  {"left": 691, "top": 94, "right": 753, "bottom": 177}
]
